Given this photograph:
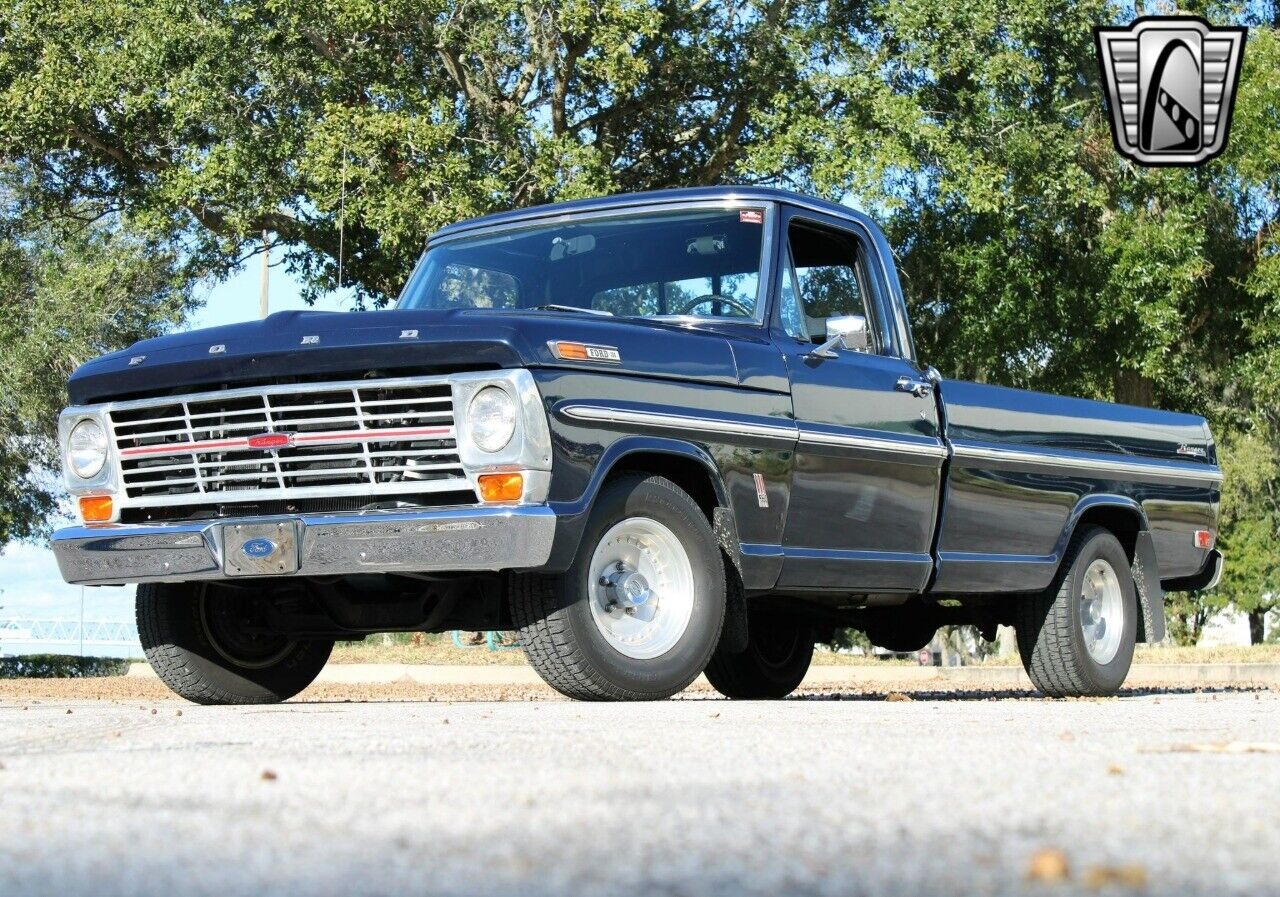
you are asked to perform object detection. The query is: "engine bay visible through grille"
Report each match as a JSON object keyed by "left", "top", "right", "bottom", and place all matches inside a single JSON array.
[{"left": 106, "top": 376, "right": 474, "bottom": 510}]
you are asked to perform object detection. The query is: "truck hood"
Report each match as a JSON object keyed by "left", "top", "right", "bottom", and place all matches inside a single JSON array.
[{"left": 68, "top": 308, "right": 757, "bottom": 404}]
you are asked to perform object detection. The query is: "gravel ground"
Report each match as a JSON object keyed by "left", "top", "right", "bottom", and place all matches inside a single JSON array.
[{"left": 1, "top": 684, "right": 1277, "bottom": 896}]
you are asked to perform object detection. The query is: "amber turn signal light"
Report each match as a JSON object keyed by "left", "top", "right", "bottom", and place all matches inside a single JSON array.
[
  {"left": 79, "top": 495, "right": 114, "bottom": 523},
  {"left": 477, "top": 473, "right": 524, "bottom": 503}
]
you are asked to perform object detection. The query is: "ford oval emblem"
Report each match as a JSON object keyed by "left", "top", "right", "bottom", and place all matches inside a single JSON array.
[{"left": 241, "top": 538, "right": 277, "bottom": 559}]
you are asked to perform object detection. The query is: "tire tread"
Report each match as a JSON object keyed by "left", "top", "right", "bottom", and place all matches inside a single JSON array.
[{"left": 137, "top": 582, "right": 330, "bottom": 705}]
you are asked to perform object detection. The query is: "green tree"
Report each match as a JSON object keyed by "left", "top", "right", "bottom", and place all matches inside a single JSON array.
[
  {"left": 1215, "top": 429, "right": 1280, "bottom": 642},
  {"left": 749, "top": 0, "right": 1277, "bottom": 414},
  {"left": 0, "top": 171, "right": 194, "bottom": 542},
  {"left": 0, "top": 0, "right": 803, "bottom": 306}
]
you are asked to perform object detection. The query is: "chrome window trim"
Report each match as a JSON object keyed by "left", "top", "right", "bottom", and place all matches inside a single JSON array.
[
  {"left": 411, "top": 200, "right": 778, "bottom": 328},
  {"left": 951, "top": 442, "right": 1224, "bottom": 485},
  {"left": 781, "top": 211, "right": 897, "bottom": 357}
]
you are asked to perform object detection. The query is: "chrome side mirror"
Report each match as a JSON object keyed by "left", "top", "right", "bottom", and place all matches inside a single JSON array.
[{"left": 810, "top": 314, "right": 870, "bottom": 359}]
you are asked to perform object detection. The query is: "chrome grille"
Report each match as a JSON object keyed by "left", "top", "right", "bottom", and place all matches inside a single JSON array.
[{"left": 106, "top": 377, "right": 471, "bottom": 508}]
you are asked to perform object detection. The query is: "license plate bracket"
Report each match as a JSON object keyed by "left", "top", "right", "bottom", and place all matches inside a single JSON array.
[{"left": 222, "top": 521, "right": 300, "bottom": 577}]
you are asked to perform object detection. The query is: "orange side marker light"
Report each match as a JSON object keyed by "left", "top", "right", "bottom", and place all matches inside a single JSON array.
[
  {"left": 477, "top": 473, "right": 524, "bottom": 503},
  {"left": 79, "top": 495, "right": 114, "bottom": 523}
]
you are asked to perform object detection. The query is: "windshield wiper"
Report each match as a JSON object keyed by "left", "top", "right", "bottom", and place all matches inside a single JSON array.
[{"left": 532, "top": 304, "right": 613, "bottom": 317}]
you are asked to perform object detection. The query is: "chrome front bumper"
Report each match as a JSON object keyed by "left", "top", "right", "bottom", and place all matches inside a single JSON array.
[{"left": 52, "top": 506, "right": 557, "bottom": 586}]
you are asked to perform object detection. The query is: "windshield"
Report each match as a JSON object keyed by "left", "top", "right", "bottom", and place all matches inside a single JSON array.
[{"left": 398, "top": 207, "right": 768, "bottom": 321}]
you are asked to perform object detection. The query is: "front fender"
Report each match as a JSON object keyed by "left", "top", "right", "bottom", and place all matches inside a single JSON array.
[{"left": 543, "top": 435, "right": 734, "bottom": 572}]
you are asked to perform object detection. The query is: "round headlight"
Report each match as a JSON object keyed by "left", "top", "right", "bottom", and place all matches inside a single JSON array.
[
  {"left": 467, "top": 387, "right": 517, "bottom": 453},
  {"left": 68, "top": 419, "right": 109, "bottom": 479}
]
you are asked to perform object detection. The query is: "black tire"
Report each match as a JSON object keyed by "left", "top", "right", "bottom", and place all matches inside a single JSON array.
[
  {"left": 1015, "top": 525, "right": 1137, "bottom": 697},
  {"left": 705, "top": 610, "right": 815, "bottom": 699},
  {"left": 137, "top": 582, "right": 333, "bottom": 705},
  {"left": 510, "top": 474, "right": 726, "bottom": 701}
]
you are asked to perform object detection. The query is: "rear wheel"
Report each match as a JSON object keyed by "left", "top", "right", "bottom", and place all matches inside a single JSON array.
[
  {"left": 510, "top": 474, "right": 726, "bottom": 701},
  {"left": 705, "top": 610, "right": 814, "bottom": 699},
  {"left": 137, "top": 582, "right": 333, "bottom": 705},
  {"left": 1015, "top": 526, "right": 1137, "bottom": 697}
]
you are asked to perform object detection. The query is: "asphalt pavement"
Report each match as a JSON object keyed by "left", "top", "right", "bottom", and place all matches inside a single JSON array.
[{"left": 1, "top": 689, "right": 1277, "bottom": 896}]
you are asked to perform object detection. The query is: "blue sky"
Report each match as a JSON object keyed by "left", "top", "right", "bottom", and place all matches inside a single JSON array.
[{"left": 0, "top": 251, "right": 358, "bottom": 640}]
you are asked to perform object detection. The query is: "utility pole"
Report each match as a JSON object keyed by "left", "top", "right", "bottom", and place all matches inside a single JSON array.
[
  {"left": 79, "top": 586, "right": 85, "bottom": 657},
  {"left": 259, "top": 230, "right": 271, "bottom": 319}
]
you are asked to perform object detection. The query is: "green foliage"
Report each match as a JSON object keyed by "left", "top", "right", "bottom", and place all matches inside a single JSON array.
[
  {"left": 0, "top": 0, "right": 804, "bottom": 306},
  {"left": 0, "top": 169, "right": 193, "bottom": 542},
  {"left": 745, "top": 0, "right": 1278, "bottom": 420},
  {"left": 827, "top": 627, "right": 875, "bottom": 653},
  {"left": 1214, "top": 428, "right": 1280, "bottom": 636}
]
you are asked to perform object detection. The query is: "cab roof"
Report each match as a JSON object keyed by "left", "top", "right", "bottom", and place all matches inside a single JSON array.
[{"left": 428, "top": 186, "right": 879, "bottom": 243}]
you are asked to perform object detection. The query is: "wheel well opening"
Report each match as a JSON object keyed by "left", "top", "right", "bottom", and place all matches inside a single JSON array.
[
  {"left": 1075, "top": 505, "right": 1141, "bottom": 560},
  {"left": 608, "top": 451, "right": 721, "bottom": 523}
]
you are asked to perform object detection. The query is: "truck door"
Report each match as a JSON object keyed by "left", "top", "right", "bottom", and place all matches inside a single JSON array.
[{"left": 773, "top": 208, "right": 946, "bottom": 593}]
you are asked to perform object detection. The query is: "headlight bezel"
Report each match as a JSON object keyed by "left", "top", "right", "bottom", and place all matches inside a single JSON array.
[
  {"left": 67, "top": 417, "right": 110, "bottom": 480},
  {"left": 466, "top": 386, "right": 518, "bottom": 453}
]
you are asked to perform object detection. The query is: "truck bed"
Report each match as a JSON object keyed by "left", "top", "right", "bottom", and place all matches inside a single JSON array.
[{"left": 931, "top": 379, "right": 1220, "bottom": 594}]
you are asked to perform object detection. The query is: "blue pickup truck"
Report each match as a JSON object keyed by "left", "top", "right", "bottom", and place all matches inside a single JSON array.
[{"left": 53, "top": 187, "right": 1223, "bottom": 704}]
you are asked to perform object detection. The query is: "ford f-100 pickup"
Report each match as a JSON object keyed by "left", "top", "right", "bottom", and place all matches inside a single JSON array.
[{"left": 52, "top": 187, "right": 1223, "bottom": 703}]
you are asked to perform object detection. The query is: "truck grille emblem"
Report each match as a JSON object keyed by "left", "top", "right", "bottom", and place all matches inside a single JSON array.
[
  {"left": 241, "top": 538, "right": 278, "bottom": 559},
  {"left": 247, "top": 432, "right": 294, "bottom": 450},
  {"left": 1094, "top": 16, "right": 1246, "bottom": 166}
]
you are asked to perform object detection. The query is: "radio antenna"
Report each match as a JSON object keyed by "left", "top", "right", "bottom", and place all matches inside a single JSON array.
[{"left": 337, "top": 146, "right": 347, "bottom": 293}]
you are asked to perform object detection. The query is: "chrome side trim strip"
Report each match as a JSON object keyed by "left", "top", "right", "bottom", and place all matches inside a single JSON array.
[
  {"left": 562, "top": 403, "right": 951, "bottom": 460},
  {"left": 559, "top": 404, "right": 797, "bottom": 442},
  {"left": 951, "top": 442, "right": 1224, "bottom": 484},
  {"left": 798, "top": 429, "right": 948, "bottom": 459}
]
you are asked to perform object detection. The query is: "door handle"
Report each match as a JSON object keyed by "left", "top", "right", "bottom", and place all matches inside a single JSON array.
[{"left": 895, "top": 376, "right": 933, "bottom": 398}]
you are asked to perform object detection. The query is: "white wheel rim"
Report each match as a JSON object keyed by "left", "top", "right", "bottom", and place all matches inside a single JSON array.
[
  {"left": 1080, "top": 558, "right": 1124, "bottom": 665},
  {"left": 588, "top": 516, "right": 695, "bottom": 660}
]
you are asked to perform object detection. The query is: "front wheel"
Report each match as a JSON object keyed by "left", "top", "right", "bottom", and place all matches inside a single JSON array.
[
  {"left": 705, "top": 610, "right": 814, "bottom": 699},
  {"left": 1015, "top": 525, "right": 1137, "bottom": 697},
  {"left": 510, "top": 474, "right": 726, "bottom": 701},
  {"left": 137, "top": 582, "right": 333, "bottom": 704}
]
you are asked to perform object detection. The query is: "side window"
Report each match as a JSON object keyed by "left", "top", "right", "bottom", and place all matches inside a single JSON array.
[
  {"left": 785, "top": 221, "right": 877, "bottom": 350},
  {"left": 778, "top": 246, "right": 807, "bottom": 341}
]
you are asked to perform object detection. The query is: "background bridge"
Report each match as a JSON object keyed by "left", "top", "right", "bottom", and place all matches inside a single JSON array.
[{"left": 0, "top": 618, "right": 142, "bottom": 657}]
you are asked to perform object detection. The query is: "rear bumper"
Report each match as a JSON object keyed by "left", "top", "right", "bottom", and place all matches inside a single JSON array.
[
  {"left": 52, "top": 506, "right": 557, "bottom": 586},
  {"left": 1161, "top": 549, "right": 1224, "bottom": 593}
]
